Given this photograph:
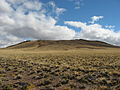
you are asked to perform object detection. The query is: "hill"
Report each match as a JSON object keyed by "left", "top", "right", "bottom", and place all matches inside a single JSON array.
[{"left": 6, "top": 39, "right": 120, "bottom": 50}]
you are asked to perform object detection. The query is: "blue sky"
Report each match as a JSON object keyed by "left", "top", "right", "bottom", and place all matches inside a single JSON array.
[
  {"left": 41, "top": 0, "right": 120, "bottom": 30},
  {"left": 0, "top": 0, "right": 120, "bottom": 47}
]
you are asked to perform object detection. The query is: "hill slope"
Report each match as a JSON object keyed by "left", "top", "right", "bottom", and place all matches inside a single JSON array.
[{"left": 6, "top": 39, "right": 120, "bottom": 50}]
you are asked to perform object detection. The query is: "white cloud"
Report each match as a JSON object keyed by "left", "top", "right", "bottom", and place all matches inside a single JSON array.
[
  {"left": 0, "top": 0, "right": 120, "bottom": 47},
  {"left": 75, "top": 6, "right": 80, "bottom": 9},
  {"left": 90, "top": 16, "right": 104, "bottom": 24},
  {"left": 0, "top": 0, "right": 75, "bottom": 47},
  {"left": 0, "top": 15, "right": 15, "bottom": 25},
  {"left": 105, "top": 25, "right": 115, "bottom": 29},
  {"left": 48, "top": 1, "right": 66, "bottom": 17},
  {"left": 68, "top": 0, "right": 82, "bottom": 9},
  {"left": 6, "top": 0, "right": 25, "bottom": 4},
  {"left": 0, "top": 0, "right": 13, "bottom": 14},
  {"left": 74, "top": 0, "right": 81, "bottom": 9},
  {"left": 22, "top": 1, "right": 42, "bottom": 11},
  {"left": 0, "top": 30, "right": 22, "bottom": 48},
  {"left": 65, "top": 20, "right": 120, "bottom": 45},
  {"left": 65, "top": 21, "right": 87, "bottom": 28},
  {"left": 48, "top": 1, "right": 56, "bottom": 8},
  {"left": 56, "top": 8, "right": 66, "bottom": 16}
]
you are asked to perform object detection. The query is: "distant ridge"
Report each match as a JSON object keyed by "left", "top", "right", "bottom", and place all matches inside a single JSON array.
[{"left": 6, "top": 39, "right": 120, "bottom": 49}]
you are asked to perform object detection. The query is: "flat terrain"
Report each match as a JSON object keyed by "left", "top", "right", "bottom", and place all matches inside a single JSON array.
[{"left": 0, "top": 48, "right": 120, "bottom": 90}]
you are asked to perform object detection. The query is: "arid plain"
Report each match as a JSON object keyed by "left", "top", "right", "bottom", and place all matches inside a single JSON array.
[{"left": 0, "top": 40, "right": 120, "bottom": 90}]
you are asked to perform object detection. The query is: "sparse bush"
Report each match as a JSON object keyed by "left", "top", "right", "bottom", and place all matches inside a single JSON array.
[
  {"left": 14, "top": 74, "right": 22, "bottom": 80},
  {"left": 2, "top": 84, "right": 13, "bottom": 90},
  {"left": 60, "top": 79, "right": 69, "bottom": 85},
  {"left": 37, "top": 79, "right": 52, "bottom": 86},
  {"left": 21, "top": 83, "right": 35, "bottom": 90}
]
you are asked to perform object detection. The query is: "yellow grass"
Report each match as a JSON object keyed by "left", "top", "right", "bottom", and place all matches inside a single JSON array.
[{"left": 0, "top": 48, "right": 120, "bottom": 89}]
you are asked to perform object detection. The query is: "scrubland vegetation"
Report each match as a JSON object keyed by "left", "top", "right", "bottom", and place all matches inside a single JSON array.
[{"left": 0, "top": 48, "right": 120, "bottom": 90}]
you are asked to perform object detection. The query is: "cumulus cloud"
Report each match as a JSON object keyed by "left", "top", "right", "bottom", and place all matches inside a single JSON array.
[
  {"left": 0, "top": 0, "right": 13, "bottom": 14},
  {"left": 0, "top": 0, "right": 75, "bottom": 47},
  {"left": 0, "top": 0, "right": 120, "bottom": 47},
  {"left": 90, "top": 16, "right": 104, "bottom": 24},
  {"left": 65, "top": 20, "right": 120, "bottom": 45}
]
